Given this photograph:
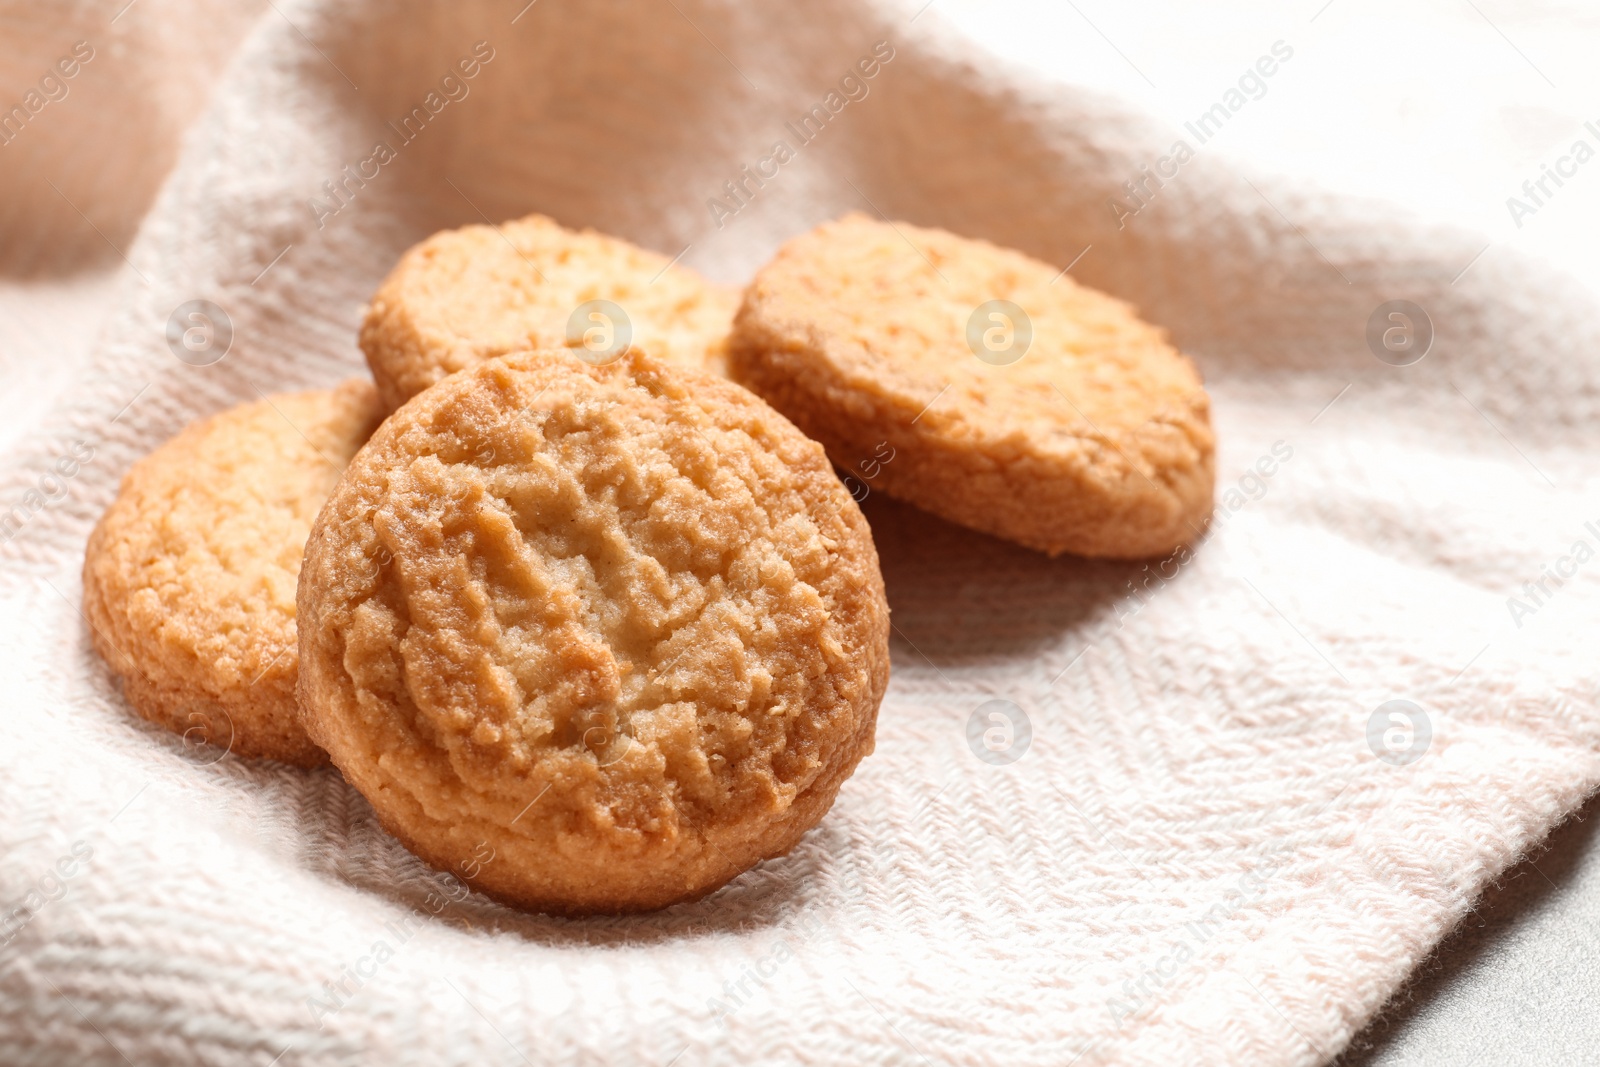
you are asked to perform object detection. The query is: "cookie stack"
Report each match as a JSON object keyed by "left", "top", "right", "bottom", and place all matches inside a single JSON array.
[{"left": 83, "top": 212, "right": 1213, "bottom": 914}]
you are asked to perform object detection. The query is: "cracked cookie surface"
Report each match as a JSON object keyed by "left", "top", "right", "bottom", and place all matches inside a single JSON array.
[
  {"left": 82, "top": 379, "right": 383, "bottom": 765},
  {"left": 297, "top": 350, "right": 888, "bottom": 914},
  {"left": 729, "top": 213, "right": 1215, "bottom": 558},
  {"left": 362, "top": 213, "right": 738, "bottom": 412}
]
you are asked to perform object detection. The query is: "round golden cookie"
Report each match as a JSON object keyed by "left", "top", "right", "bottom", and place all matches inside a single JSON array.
[
  {"left": 82, "top": 379, "right": 384, "bottom": 765},
  {"left": 296, "top": 350, "right": 889, "bottom": 915},
  {"left": 361, "top": 213, "right": 739, "bottom": 413},
  {"left": 729, "top": 213, "right": 1216, "bottom": 559}
]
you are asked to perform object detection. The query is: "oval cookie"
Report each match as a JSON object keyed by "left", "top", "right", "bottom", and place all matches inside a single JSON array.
[
  {"left": 82, "top": 378, "right": 384, "bottom": 765},
  {"left": 297, "top": 350, "right": 889, "bottom": 914},
  {"left": 729, "top": 213, "right": 1215, "bottom": 558},
  {"left": 361, "top": 213, "right": 739, "bottom": 412}
]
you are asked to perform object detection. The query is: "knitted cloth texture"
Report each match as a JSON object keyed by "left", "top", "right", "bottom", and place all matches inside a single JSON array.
[{"left": 0, "top": 2, "right": 1597, "bottom": 1065}]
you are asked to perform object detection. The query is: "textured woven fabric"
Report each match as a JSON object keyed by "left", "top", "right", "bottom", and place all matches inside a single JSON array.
[{"left": 2, "top": 2, "right": 1598, "bottom": 1065}]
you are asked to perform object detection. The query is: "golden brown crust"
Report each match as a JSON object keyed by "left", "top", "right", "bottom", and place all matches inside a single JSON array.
[
  {"left": 728, "top": 213, "right": 1216, "bottom": 558},
  {"left": 297, "top": 350, "right": 889, "bottom": 914},
  {"left": 81, "top": 379, "right": 384, "bottom": 765},
  {"left": 361, "top": 213, "right": 739, "bottom": 413}
]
